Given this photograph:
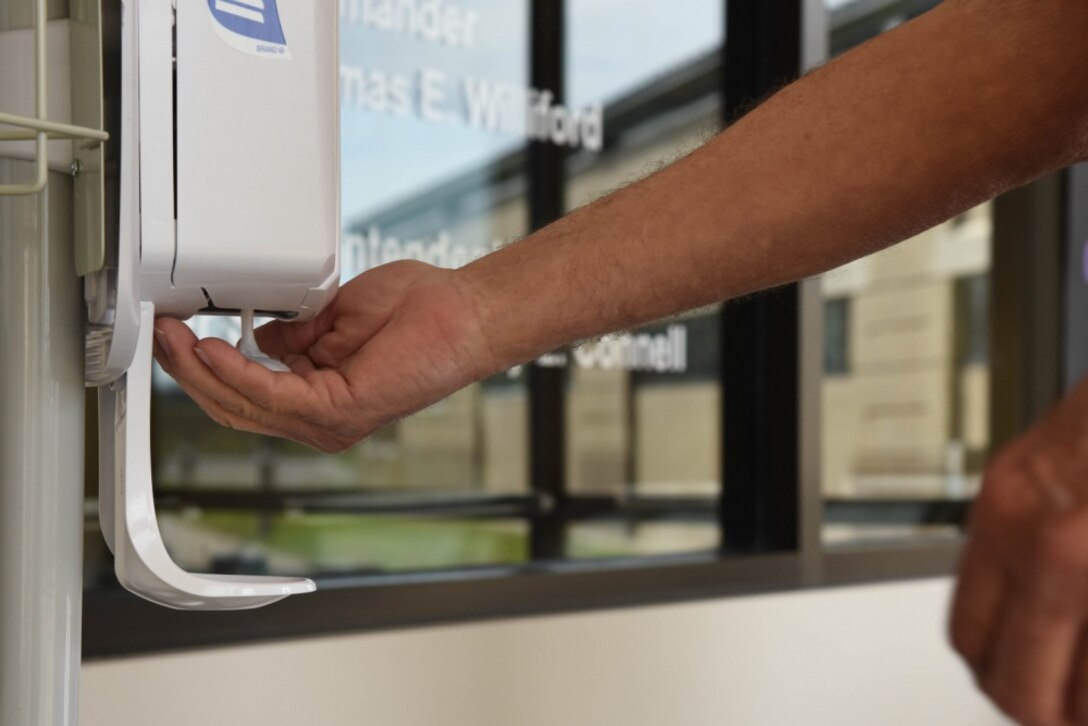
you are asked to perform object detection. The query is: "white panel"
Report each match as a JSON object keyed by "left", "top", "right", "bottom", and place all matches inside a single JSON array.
[
  {"left": 174, "top": 0, "right": 339, "bottom": 315},
  {"left": 138, "top": 0, "right": 179, "bottom": 292},
  {"left": 82, "top": 579, "right": 1008, "bottom": 726}
]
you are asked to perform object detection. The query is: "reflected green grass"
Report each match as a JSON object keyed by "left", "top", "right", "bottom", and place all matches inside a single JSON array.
[{"left": 188, "top": 512, "right": 529, "bottom": 572}]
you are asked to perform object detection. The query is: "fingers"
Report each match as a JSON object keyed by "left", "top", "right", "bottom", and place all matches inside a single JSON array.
[
  {"left": 306, "top": 323, "right": 380, "bottom": 368},
  {"left": 283, "top": 353, "right": 317, "bottom": 375},
  {"left": 190, "top": 337, "right": 362, "bottom": 452},
  {"left": 154, "top": 337, "right": 289, "bottom": 438},
  {"left": 157, "top": 339, "right": 283, "bottom": 438},
  {"left": 154, "top": 316, "right": 200, "bottom": 354},
  {"left": 254, "top": 303, "right": 337, "bottom": 358},
  {"left": 950, "top": 386, "right": 1088, "bottom": 724},
  {"left": 195, "top": 337, "right": 355, "bottom": 428},
  {"left": 194, "top": 337, "right": 305, "bottom": 411},
  {"left": 1068, "top": 631, "right": 1088, "bottom": 722},
  {"left": 154, "top": 323, "right": 344, "bottom": 449},
  {"left": 256, "top": 304, "right": 389, "bottom": 369},
  {"left": 982, "top": 510, "right": 1088, "bottom": 725},
  {"left": 983, "top": 587, "right": 1080, "bottom": 724},
  {"left": 950, "top": 540, "right": 1007, "bottom": 677}
]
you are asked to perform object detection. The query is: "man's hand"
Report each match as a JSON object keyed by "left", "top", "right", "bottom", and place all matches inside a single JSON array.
[
  {"left": 952, "top": 379, "right": 1088, "bottom": 725},
  {"left": 153, "top": 261, "right": 496, "bottom": 453}
]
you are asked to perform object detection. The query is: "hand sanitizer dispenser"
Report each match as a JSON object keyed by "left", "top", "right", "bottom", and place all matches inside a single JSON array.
[{"left": 85, "top": 0, "right": 340, "bottom": 610}]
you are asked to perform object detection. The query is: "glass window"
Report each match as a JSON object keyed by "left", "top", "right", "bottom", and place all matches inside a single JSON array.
[
  {"left": 826, "top": 0, "right": 941, "bottom": 57},
  {"left": 77, "top": 0, "right": 1025, "bottom": 657},
  {"left": 69, "top": 0, "right": 1064, "bottom": 663},
  {"left": 820, "top": 2, "right": 991, "bottom": 547},
  {"left": 562, "top": 1, "right": 724, "bottom": 559},
  {"left": 567, "top": 0, "right": 723, "bottom": 107},
  {"left": 85, "top": 0, "right": 729, "bottom": 588},
  {"left": 821, "top": 204, "right": 992, "bottom": 545}
]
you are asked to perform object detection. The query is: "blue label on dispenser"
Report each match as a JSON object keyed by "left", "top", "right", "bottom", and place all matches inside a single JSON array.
[{"left": 207, "top": 0, "right": 290, "bottom": 59}]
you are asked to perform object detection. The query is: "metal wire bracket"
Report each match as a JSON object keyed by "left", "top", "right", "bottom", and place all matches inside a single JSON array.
[{"left": 0, "top": 0, "right": 108, "bottom": 197}]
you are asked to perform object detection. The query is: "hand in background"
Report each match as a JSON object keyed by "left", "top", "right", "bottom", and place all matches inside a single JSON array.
[
  {"left": 153, "top": 261, "right": 496, "bottom": 453},
  {"left": 951, "top": 379, "right": 1088, "bottom": 725}
]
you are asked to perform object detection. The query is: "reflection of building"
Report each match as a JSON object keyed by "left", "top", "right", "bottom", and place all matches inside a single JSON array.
[{"left": 821, "top": 204, "right": 991, "bottom": 499}]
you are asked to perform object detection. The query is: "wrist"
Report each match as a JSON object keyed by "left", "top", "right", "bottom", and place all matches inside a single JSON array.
[
  {"left": 450, "top": 261, "right": 522, "bottom": 382},
  {"left": 455, "top": 245, "right": 564, "bottom": 374}
]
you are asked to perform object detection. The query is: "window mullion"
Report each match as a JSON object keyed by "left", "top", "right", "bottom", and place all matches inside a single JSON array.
[{"left": 527, "top": 0, "right": 568, "bottom": 560}]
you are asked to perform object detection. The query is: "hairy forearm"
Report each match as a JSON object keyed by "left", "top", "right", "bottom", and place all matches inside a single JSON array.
[{"left": 459, "top": 0, "right": 1088, "bottom": 371}]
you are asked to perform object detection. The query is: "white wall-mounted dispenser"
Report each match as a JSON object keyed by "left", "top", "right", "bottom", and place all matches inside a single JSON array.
[{"left": 85, "top": 0, "right": 340, "bottom": 610}]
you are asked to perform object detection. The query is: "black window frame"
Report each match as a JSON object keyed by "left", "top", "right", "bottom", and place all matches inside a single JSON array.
[{"left": 83, "top": 0, "right": 1075, "bottom": 658}]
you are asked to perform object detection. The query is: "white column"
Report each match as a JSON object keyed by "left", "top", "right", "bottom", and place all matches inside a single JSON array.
[{"left": 0, "top": 158, "right": 85, "bottom": 725}]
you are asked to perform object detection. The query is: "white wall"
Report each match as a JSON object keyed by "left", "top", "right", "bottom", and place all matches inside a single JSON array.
[{"left": 81, "top": 578, "right": 1008, "bottom": 726}]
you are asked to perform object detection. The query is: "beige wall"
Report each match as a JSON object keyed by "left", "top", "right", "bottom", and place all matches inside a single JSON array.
[{"left": 82, "top": 579, "right": 1007, "bottom": 726}]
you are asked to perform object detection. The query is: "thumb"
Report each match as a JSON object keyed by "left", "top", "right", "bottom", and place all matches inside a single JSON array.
[{"left": 255, "top": 303, "right": 338, "bottom": 358}]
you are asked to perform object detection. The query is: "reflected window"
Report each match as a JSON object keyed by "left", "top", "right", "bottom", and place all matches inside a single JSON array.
[
  {"left": 825, "top": 0, "right": 941, "bottom": 57},
  {"left": 562, "top": 0, "right": 723, "bottom": 559},
  {"left": 821, "top": 202, "right": 992, "bottom": 545},
  {"left": 820, "top": 0, "right": 988, "bottom": 548}
]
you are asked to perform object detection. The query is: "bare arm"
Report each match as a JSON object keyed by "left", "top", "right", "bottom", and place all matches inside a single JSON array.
[{"left": 461, "top": 0, "right": 1088, "bottom": 371}]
